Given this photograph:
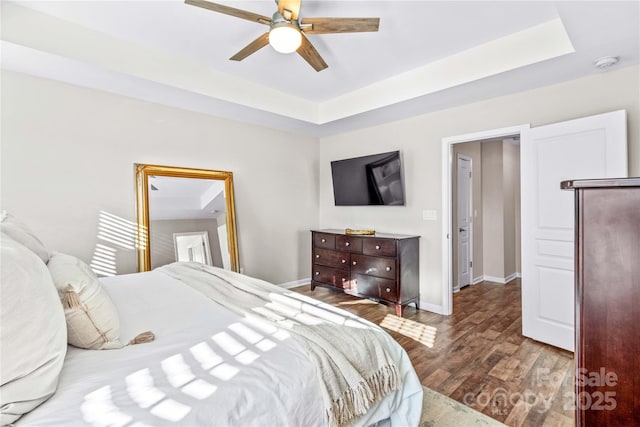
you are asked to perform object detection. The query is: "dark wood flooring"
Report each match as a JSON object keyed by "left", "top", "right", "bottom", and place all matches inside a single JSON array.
[{"left": 294, "top": 279, "right": 575, "bottom": 426}]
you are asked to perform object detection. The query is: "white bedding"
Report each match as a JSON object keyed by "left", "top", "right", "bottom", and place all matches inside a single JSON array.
[{"left": 17, "top": 270, "right": 422, "bottom": 427}]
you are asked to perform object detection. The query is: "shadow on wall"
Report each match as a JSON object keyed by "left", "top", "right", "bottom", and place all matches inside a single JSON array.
[{"left": 90, "top": 211, "right": 141, "bottom": 277}]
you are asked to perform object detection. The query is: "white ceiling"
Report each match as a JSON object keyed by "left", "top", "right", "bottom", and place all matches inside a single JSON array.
[
  {"left": 2, "top": 1, "right": 639, "bottom": 137},
  {"left": 149, "top": 176, "right": 226, "bottom": 220}
]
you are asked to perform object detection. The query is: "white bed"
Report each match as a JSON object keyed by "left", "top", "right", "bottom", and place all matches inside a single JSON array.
[{"left": 15, "top": 268, "right": 423, "bottom": 427}]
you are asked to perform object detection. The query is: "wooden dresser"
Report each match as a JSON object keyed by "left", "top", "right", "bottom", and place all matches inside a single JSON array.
[
  {"left": 310, "top": 229, "right": 420, "bottom": 317},
  {"left": 562, "top": 178, "right": 640, "bottom": 426}
]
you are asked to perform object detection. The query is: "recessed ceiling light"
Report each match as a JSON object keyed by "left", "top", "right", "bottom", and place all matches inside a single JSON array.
[{"left": 594, "top": 56, "right": 619, "bottom": 70}]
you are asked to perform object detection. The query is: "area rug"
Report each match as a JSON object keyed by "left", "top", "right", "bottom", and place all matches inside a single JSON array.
[{"left": 420, "top": 386, "right": 506, "bottom": 427}]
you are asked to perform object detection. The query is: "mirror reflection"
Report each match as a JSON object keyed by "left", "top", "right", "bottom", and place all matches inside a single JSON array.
[{"left": 135, "top": 164, "right": 239, "bottom": 272}]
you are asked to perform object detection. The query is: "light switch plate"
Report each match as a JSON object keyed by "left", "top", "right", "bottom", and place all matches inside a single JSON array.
[{"left": 422, "top": 210, "right": 437, "bottom": 221}]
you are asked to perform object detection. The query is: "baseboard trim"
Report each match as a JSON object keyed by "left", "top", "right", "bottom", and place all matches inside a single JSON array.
[
  {"left": 472, "top": 276, "right": 484, "bottom": 285},
  {"left": 419, "top": 300, "right": 447, "bottom": 315},
  {"left": 504, "top": 272, "right": 519, "bottom": 283},
  {"left": 481, "top": 273, "right": 521, "bottom": 285},
  {"left": 279, "top": 278, "right": 310, "bottom": 289}
]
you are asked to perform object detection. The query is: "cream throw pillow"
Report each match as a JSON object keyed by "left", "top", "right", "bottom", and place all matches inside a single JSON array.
[
  {"left": 0, "top": 235, "right": 67, "bottom": 425},
  {"left": 47, "top": 252, "right": 124, "bottom": 350},
  {"left": 0, "top": 210, "right": 50, "bottom": 264}
]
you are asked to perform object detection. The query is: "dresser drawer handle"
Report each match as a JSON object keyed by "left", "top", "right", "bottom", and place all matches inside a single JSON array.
[
  {"left": 345, "top": 242, "right": 350, "bottom": 246},
  {"left": 321, "top": 238, "right": 326, "bottom": 243},
  {"left": 341, "top": 259, "right": 346, "bottom": 264},
  {"left": 315, "top": 254, "right": 320, "bottom": 258},
  {"left": 386, "top": 266, "right": 391, "bottom": 271},
  {"left": 376, "top": 245, "right": 381, "bottom": 250},
  {"left": 315, "top": 271, "right": 319, "bottom": 276},
  {"left": 341, "top": 278, "right": 346, "bottom": 282},
  {"left": 352, "top": 261, "right": 357, "bottom": 265},
  {"left": 386, "top": 288, "right": 391, "bottom": 292}
]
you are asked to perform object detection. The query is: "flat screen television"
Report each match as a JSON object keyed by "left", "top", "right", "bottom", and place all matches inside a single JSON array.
[{"left": 331, "top": 151, "right": 405, "bottom": 206}]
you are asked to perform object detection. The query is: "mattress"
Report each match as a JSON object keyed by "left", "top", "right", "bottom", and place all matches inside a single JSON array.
[{"left": 17, "top": 270, "right": 422, "bottom": 426}]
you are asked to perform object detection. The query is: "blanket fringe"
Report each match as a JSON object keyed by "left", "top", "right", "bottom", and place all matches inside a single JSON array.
[{"left": 326, "top": 364, "right": 400, "bottom": 427}]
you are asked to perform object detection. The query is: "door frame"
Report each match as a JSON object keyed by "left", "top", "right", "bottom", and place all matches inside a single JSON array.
[
  {"left": 441, "top": 124, "right": 530, "bottom": 315},
  {"left": 455, "top": 153, "right": 473, "bottom": 291}
]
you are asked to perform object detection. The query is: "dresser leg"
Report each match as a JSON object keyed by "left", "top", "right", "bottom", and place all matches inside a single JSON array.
[
  {"left": 395, "top": 305, "right": 403, "bottom": 317},
  {"left": 414, "top": 300, "right": 420, "bottom": 311},
  {"left": 310, "top": 283, "right": 316, "bottom": 291}
]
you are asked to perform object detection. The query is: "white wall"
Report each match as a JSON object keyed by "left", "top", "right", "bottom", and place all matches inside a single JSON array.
[
  {"left": 0, "top": 71, "right": 319, "bottom": 285},
  {"left": 319, "top": 65, "right": 640, "bottom": 311},
  {"left": 2, "top": 65, "right": 639, "bottom": 309},
  {"left": 481, "top": 140, "right": 505, "bottom": 279}
]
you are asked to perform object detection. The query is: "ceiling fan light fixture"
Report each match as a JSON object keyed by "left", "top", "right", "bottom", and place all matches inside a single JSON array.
[{"left": 269, "top": 22, "right": 302, "bottom": 54}]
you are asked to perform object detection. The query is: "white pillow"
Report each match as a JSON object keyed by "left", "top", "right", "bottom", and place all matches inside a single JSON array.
[
  {"left": 0, "top": 210, "right": 50, "bottom": 264},
  {"left": 0, "top": 235, "right": 67, "bottom": 425},
  {"left": 47, "top": 252, "right": 124, "bottom": 350}
]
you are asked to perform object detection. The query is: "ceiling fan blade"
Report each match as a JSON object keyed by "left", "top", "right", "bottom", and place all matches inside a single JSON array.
[
  {"left": 185, "top": 0, "right": 271, "bottom": 25},
  {"left": 230, "top": 32, "right": 270, "bottom": 61},
  {"left": 278, "top": 0, "right": 301, "bottom": 20},
  {"left": 301, "top": 17, "right": 380, "bottom": 34},
  {"left": 297, "top": 33, "right": 328, "bottom": 72}
]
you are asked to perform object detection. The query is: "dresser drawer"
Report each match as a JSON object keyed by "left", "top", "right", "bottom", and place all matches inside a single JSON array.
[
  {"left": 312, "top": 265, "right": 349, "bottom": 288},
  {"left": 314, "top": 232, "right": 336, "bottom": 249},
  {"left": 351, "top": 274, "right": 398, "bottom": 302},
  {"left": 350, "top": 254, "right": 396, "bottom": 280},
  {"left": 363, "top": 238, "right": 397, "bottom": 257},
  {"left": 335, "top": 235, "right": 363, "bottom": 253},
  {"left": 313, "top": 248, "right": 349, "bottom": 270}
]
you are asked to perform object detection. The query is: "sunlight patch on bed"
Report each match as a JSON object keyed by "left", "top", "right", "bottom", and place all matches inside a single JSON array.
[
  {"left": 209, "top": 363, "right": 239, "bottom": 381},
  {"left": 190, "top": 342, "right": 224, "bottom": 370},
  {"left": 125, "top": 368, "right": 166, "bottom": 408},
  {"left": 244, "top": 315, "right": 291, "bottom": 341},
  {"left": 212, "top": 331, "right": 246, "bottom": 356},
  {"left": 283, "top": 291, "right": 324, "bottom": 307},
  {"left": 255, "top": 338, "right": 276, "bottom": 352},
  {"left": 235, "top": 349, "right": 260, "bottom": 365},
  {"left": 149, "top": 398, "right": 191, "bottom": 422},
  {"left": 272, "top": 292, "right": 371, "bottom": 329},
  {"left": 228, "top": 322, "right": 263, "bottom": 344},
  {"left": 228, "top": 322, "right": 276, "bottom": 352},
  {"left": 181, "top": 379, "right": 217, "bottom": 400},
  {"left": 81, "top": 385, "right": 133, "bottom": 426},
  {"left": 380, "top": 314, "right": 437, "bottom": 348},
  {"left": 161, "top": 354, "right": 196, "bottom": 388}
]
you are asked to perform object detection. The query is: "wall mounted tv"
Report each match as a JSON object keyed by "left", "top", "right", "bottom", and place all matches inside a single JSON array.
[{"left": 331, "top": 150, "right": 405, "bottom": 206}]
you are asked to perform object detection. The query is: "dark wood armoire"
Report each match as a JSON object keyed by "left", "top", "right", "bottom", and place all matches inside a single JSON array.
[{"left": 562, "top": 178, "right": 640, "bottom": 426}]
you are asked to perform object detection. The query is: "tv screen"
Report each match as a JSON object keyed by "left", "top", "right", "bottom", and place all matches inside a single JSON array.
[{"left": 331, "top": 151, "right": 405, "bottom": 206}]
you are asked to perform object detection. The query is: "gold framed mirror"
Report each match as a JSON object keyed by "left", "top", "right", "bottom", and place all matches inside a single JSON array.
[{"left": 135, "top": 164, "right": 239, "bottom": 272}]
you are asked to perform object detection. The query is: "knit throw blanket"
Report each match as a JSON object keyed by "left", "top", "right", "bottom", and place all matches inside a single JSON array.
[{"left": 159, "top": 262, "right": 401, "bottom": 427}]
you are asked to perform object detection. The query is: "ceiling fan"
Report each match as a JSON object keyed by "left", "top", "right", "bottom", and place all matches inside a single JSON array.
[{"left": 185, "top": 0, "right": 380, "bottom": 72}]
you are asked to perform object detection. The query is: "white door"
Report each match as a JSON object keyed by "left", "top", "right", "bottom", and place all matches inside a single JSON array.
[
  {"left": 521, "top": 110, "right": 627, "bottom": 351},
  {"left": 457, "top": 155, "right": 472, "bottom": 290}
]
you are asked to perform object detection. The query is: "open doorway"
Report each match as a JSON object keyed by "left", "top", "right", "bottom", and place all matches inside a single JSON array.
[
  {"left": 441, "top": 125, "right": 528, "bottom": 315},
  {"left": 451, "top": 138, "right": 522, "bottom": 295}
]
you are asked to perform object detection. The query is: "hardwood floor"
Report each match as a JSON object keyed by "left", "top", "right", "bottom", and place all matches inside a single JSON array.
[{"left": 294, "top": 279, "right": 575, "bottom": 426}]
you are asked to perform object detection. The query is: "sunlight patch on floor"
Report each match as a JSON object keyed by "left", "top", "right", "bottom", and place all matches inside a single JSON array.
[
  {"left": 337, "top": 299, "right": 379, "bottom": 306},
  {"left": 380, "top": 314, "right": 437, "bottom": 348}
]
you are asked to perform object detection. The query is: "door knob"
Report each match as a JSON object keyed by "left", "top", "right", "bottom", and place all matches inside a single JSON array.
[{"left": 459, "top": 228, "right": 465, "bottom": 232}]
